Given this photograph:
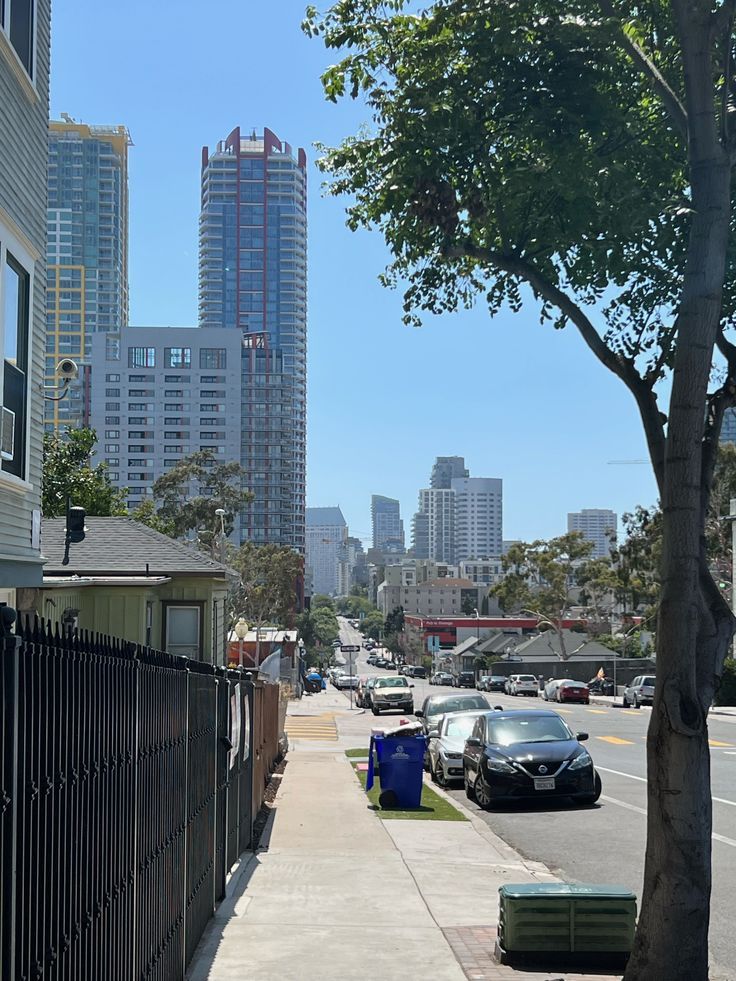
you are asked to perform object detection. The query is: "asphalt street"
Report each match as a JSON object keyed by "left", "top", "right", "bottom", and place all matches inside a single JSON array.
[{"left": 334, "top": 617, "right": 736, "bottom": 977}]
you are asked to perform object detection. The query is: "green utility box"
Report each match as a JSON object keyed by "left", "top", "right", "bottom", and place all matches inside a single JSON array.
[{"left": 497, "top": 883, "right": 637, "bottom": 958}]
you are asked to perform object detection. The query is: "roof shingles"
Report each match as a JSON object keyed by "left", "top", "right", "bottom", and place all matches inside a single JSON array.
[{"left": 41, "top": 517, "right": 231, "bottom": 577}]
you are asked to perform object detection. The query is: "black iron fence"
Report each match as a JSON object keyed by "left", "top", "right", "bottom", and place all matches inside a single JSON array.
[{"left": 1, "top": 610, "right": 280, "bottom": 981}]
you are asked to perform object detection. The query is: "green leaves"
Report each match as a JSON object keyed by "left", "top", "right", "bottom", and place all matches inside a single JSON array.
[{"left": 42, "top": 428, "right": 128, "bottom": 518}]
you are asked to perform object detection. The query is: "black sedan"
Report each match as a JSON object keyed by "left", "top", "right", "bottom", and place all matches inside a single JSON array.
[{"left": 462, "top": 709, "right": 602, "bottom": 809}]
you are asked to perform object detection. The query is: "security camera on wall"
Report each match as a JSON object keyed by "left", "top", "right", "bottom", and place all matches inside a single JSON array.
[{"left": 56, "top": 359, "right": 79, "bottom": 381}]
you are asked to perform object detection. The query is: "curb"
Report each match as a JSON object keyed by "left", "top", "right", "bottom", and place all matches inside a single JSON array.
[{"left": 421, "top": 773, "right": 559, "bottom": 882}]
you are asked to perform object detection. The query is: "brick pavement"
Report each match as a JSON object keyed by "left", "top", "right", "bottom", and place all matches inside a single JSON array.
[{"left": 442, "top": 926, "right": 623, "bottom": 981}]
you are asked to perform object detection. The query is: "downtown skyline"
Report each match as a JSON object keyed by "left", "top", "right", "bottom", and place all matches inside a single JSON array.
[{"left": 49, "top": 1, "right": 658, "bottom": 547}]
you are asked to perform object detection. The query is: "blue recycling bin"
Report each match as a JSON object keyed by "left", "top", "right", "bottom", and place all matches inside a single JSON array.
[{"left": 366, "top": 733, "right": 428, "bottom": 808}]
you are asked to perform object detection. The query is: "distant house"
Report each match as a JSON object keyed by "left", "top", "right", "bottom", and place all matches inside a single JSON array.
[{"left": 18, "top": 517, "right": 235, "bottom": 663}]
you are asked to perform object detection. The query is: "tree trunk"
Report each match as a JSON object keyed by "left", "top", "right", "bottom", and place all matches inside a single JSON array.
[{"left": 624, "top": 10, "right": 733, "bottom": 978}]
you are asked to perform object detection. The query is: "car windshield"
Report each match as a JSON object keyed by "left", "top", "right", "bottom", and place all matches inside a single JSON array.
[
  {"left": 375, "top": 677, "right": 409, "bottom": 688},
  {"left": 487, "top": 715, "right": 572, "bottom": 746},
  {"left": 427, "top": 695, "right": 488, "bottom": 717},
  {"left": 641, "top": 677, "right": 656, "bottom": 686},
  {"left": 444, "top": 715, "right": 481, "bottom": 739}
]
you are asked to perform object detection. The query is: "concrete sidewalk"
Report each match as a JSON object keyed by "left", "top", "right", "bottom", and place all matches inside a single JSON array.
[{"left": 187, "top": 694, "right": 623, "bottom": 981}]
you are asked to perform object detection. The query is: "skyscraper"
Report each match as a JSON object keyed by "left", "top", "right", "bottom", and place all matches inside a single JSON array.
[
  {"left": 46, "top": 117, "right": 131, "bottom": 430},
  {"left": 199, "top": 128, "right": 307, "bottom": 550},
  {"left": 371, "top": 494, "right": 404, "bottom": 552},
  {"left": 452, "top": 476, "right": 503, "bottom": 561},
  {"left": 306, "top": 507, "right": 347, "bottom": 596},
  {"left": 431, "top": 455, "right": 469, "bottom": 488},
  {"left": 567, "top": 509, "right": 617, "bottom": 558}
]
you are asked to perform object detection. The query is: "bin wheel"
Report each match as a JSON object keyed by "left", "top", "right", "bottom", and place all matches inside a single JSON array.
[{"left": 379, "top": 789, "right": 398, "bottom": 809}]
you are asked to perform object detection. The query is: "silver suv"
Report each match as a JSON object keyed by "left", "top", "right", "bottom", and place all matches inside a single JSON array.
[
  {"left": 623, "top": 675, "right": 656, "bottom": 708},
  {"left": 371, "top": 677, "right": 414, "bottom": 715}
]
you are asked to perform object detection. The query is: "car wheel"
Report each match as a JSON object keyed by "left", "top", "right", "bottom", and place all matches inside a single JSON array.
[
  {"left": 429, "top": 759, "right": 438, "bottom": 783},
  {"left": 474, "top": 770, "right": 494, "bottom": 810},
  {"left": 634, "top": 694, "right": 641, "bottom": 709},
  {"left": 464, "top": 771, "right": 476, "bottom": 800},
  {"left": 622, "top": 694, "right": 629, "bottom": 707},
  {"left": 581, "top": 771, "right": 603, "bottom": 806},
  {"left": 372, "top": 706, "right": 379, "bottom": 716},
  {"left": 435, "top": 761, "right": 448, "bottom": 788}
]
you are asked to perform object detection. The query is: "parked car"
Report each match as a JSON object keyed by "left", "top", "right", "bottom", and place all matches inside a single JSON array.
[
  {"left": 430, "top": 671, "right": 454, "bottom": 686},
  {"left": 355, "top": 677, "right": 370, "bottom": 707},
  {"left": 556, "top": 680, "right": 590, "bottom": 704},
  {"left": 454, "top": 671, "right": 476, "bottom": 688},
  {"left": 362, "top": 676, "right": 378, "bottom": 708},
  {"left": 588, "top": 676, "right": 615, "bottom": 696},
  {"left": 508, "top": 674, "right": 539, "bottom": 697},
  {"left": 487, "top": 675, "right": 508, "bottom": 693},
  {"left": 371, "top": 676, "right": 414, "bottom": 715},
  {"left": 623, "top": 675, "right": 656, "bottom": 708},
  {"left": 463, "top": 709, "right": 602, "bottom": 808},
  {"left": 416, "top": 691, "right": 492, "bottom": 766},
  {"left": 542, "top": 678, "right": 567, "bottom": 701},
  {"left": 335, "top": 674, "right": 360, "bottom": 690},
  {"left": 331, "top": 639, "right": 342, "bottom": 648},
  {"left": 405, "top": 665, "right": 427, "bottom": 679},
  {"left": 366, "top": 654, "right": 378, "bottom": 665},
  {"left": 428, "top": 710, "right": 489, "bottom": 786}
]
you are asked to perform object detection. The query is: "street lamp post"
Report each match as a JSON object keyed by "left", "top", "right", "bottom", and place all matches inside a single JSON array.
[
  {"left": 234, "top": 617, "right": 248, "bottom": 667},
  {"left": 215, "top": 508, "right": 226, "bottom": 564}
]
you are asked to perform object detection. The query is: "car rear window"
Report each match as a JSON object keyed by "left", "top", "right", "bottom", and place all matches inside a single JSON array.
[
  {"left": 641, "top": 677, "right": 656, "bottom": 686},
  {"left": 518, "top": 675, "right": 536, "bottom": 682},
  {"left": 426, "top": 694, "right": 489, "bottom": 717}
]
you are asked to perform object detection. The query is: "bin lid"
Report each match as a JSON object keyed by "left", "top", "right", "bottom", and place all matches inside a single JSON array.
[{"left": 499, "top": 883, "right": 636, "bottom": 901}]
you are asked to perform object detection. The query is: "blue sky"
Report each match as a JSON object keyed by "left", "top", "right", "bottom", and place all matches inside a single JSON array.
[{"left": 50, "top": 0, "right": 657, "bottom": 547}]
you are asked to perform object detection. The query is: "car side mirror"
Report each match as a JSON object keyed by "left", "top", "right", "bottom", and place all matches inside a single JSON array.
[
  {"left": 576, "top": 732, "right": 589, "bottom": 742},
  {"left": 428, "top": 729, "right": 439, "bottom": 738},
  {"left": 415, "top": 709, "right": 424, "bottom": 718},
  {"left": 465, "top": 737, "right": 482, "bottom": 748}
]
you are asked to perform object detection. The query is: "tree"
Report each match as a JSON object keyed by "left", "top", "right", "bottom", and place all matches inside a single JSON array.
[
  {"left": 42, "top": 428, "right": 128, "bottom": 517},
  {"left": 360, "top": 609, "right": 385, "bottom": 641},
  {"left": 305, "top": 5, "right": 736, "bottom": 972},
  {"left": 136, "top": 450, "right": 252, "bottom": 550},
  {"left": 311, "top": 594, "right": 335, "bottom": 611},
  {"left": 384, "top": 606, "right": 405, "bottom": 636},
  {"left": 460, "top": 594, "right": 476, "bottom": 616},
  {"left": 493, "top": 533, "right": 596, "bottom": 659},
  {"left": 229, "top": 543, "right": 304, "bottom": 662}
]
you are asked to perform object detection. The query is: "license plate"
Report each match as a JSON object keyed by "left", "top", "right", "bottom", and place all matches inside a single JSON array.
[{"left": 534, "top": 777, "right": 555, "bottom": 791}]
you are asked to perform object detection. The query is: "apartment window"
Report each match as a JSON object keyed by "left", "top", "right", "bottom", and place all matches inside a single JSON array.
[
  {"left": 200, "top": 375, "right": 225, "bottom": 384},
  {"left": 105, "top": 429, "right": 120, "bottom": 438},
  {"left": 109, "top": 472, "right": 119, "bottom": 482},
  {"left": 164, "top": 403, "right": 189, "bottom": 411},
  {"left": 105, "top": 401, "right": 120, "bottom": 411},
  {"left": 200, "top": 389, "right": 226, "bottom": 398},
  {"left": 165, "top": 374, "right": 190, "bottom": 382},
  {"left": 129, "top": 403, "right": 154, "bottom": 411},
  {"left": 129, "top": 389, "right": 154, "bottom": 397},
  {"left": 165, "top": 347, "right": 191, "bottom": 368},
  {"left": 104, "top": 443, "right": 119, "bottom": 453},
  {"left": 1, "top": 250, "right": 30, "bottom": 479},
  {"left": 163, "top": 444, "right": 182, "bottom": 453},
  {"left": 128, "top": 346, "right": 156, "bottom": 368},
  {"left": 164, "top": 431, "right": 189, "bottom": 439},
  {"left": 165, "top": 389, "right": 183, "bottom": 397},
  {"left": 200, "top": 403, "right": 224, "bottom": 412},
  {"left": 1, "top": 0, "right": 35, "bottom": 78},
  {"left": 104, "top": 416, "right": 120, "bottom": 425},
  {"left": 199, "top": 348, "right": 227, "bottom": 369},
  {"left": 105, "top": 388, "right": 120, "bottom": 397},
  {"left": 130, "top": 374, "right": 154, "bottom": 382},
  {"left": 105, "top": 373, "right": 120, "bottom": 382}
]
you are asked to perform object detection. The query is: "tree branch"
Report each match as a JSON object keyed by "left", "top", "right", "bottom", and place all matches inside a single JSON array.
[
  {"left": 446, "top": 242, "right": 667, "bottom": 492},
  {"left": 599, "top": 0, "right": 688, "bottom": 139},
  {"left": 712, "top": 0, "right": 736, "bottom": 39}
]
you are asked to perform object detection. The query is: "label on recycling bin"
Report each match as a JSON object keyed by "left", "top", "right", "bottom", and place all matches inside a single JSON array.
[{"left": 390, "top": 744, "right": 410, "bottom": 759}]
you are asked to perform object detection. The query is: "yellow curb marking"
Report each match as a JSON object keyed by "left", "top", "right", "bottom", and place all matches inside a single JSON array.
[
  {"left": 596, "top": 735, "right": 635, "bottom": 745},
  {"left": 585, "top": 709, "right": 608, "bottom": 715},
  {"left": 709, "top": 739, "right": 734, "bottom": 748}
]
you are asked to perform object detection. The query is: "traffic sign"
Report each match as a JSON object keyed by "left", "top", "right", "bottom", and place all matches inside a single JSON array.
[
  {"left": 340, "top": 645, "right": 361, "bottom": 653},
  {"left": 427, "top": 635, "right": 440, "bottom": 653}
]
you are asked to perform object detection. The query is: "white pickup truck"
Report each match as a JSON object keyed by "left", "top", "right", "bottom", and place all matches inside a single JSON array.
[{"left": 371, "top": 676, "right": 414, "bottom": 715}]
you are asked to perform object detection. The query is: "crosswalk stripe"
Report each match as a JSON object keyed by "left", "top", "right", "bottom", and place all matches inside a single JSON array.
[{"left": 596, "top": 735, "right": 635, "bottom": 745}]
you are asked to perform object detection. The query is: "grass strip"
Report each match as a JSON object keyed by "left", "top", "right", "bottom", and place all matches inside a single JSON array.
[
  {"left": 348, "top": 757, "right": 467, "bottom": 821},
  {"left": 345, "top": 747, "right": 369, "bottom": 758}
]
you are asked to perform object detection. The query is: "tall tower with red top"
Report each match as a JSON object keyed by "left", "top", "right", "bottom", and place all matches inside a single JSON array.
[{"left": 199, "top": 128, "right": 307, "bottom": 552}]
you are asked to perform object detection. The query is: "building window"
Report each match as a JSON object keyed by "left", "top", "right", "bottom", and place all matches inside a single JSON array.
[
  {"left": 162, "top": 602, "right": 203, "bottom": 658},
  {"left": 130, "top": 374, "right": 154, "bottom": 382},
  {"left": 104, "top": 416, "right": 120, "bottom": 425},
  {"left": 105, "top": 373, "right": 120, "bottom": 382},
  {"left": 128, "top": 346, "right": 156, "bottom": 368},
  {"left": 1, "top": 251, "right": 30, "bottom": 479},
  {"left": 105, "top": 387, "right": 120, "bottom": 397},
  {"left": 200, "top": 348, "right": 227, "bottom": 369},
  {"left": 104, "top": 443, "right": 119, "bottom": 452},
  {"left": 164, "top": 374, "right": 190, "bottom": 382},
  {"left": 1, "top": 0, "right": 35, "bottom": 79},
  {"left": 165, "top": 347, "right": 191, "bottom": 368}
]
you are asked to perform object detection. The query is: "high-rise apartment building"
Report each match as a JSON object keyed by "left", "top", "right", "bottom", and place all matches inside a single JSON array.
[
  {"left": 88, "top": 326, "right": 243, "bottom": 512},
  {"left": 46, "top": 117, "right": 131, "bottom": 430},
  {"left": 452, "top": 476, "right": 503, "bottom": 561},
  {"left": 567, "top": 508, "right": 617, "bottom": 558},
  {"left": 306, "top": 507, "right": 347, "bottom": 596},
  {"left": 199, "top": 128, "right": 306, "bottom": 550},
  {"left": 431, "top": 455, "right": 468, "bottom": 489},
  {"left": 371, "top": 495, "right": 404, "bottom": 552},
  {"left": 416, "top": 488, "right": 456, "bottom": 563}
]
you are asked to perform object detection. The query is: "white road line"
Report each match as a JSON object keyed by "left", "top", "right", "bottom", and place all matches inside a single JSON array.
[
  {"left": 601, "top": 794, "right": 736, "bottom": 849},
  {"left": 597, "top": 765, "right": 736, "bottom": 808}
]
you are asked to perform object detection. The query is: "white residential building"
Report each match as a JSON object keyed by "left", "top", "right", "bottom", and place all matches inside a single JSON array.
[
  {"left": 459, "top": 559, "right": 505, "bottom": 587},
  {"left": 305, "top": 507, "right": 347, "bottom": 596},
  {"left": 567, "top": 509, "right": 618, "bottom": 558},
  {"left": 452, "top": 477, "right": 503, "bottom": 561}
]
